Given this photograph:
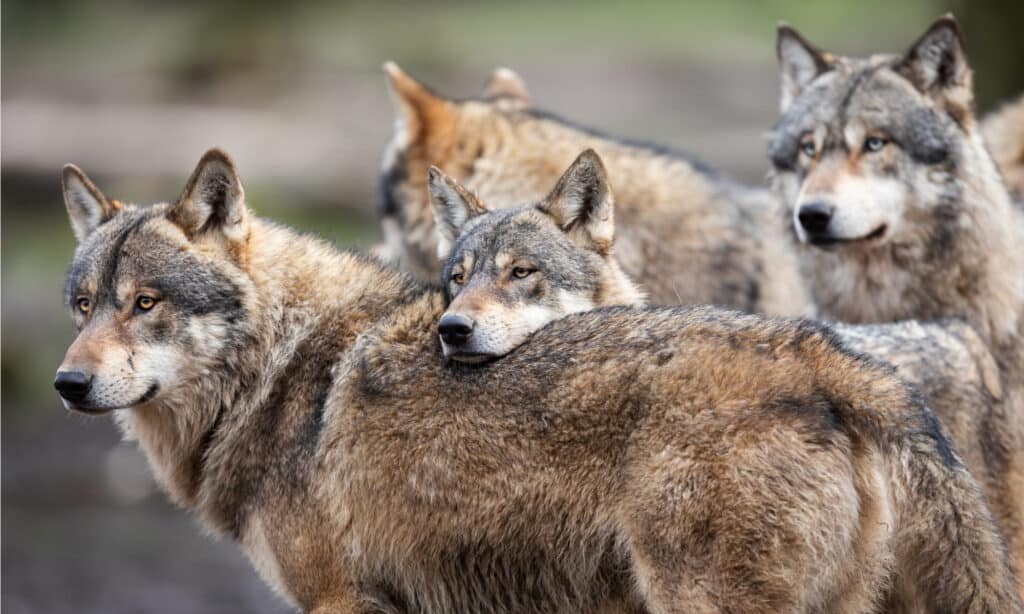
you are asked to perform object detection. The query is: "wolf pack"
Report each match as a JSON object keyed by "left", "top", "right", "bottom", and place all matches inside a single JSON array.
[{"left": 51, "top": 15, "right": 1024, "bottom": 613}]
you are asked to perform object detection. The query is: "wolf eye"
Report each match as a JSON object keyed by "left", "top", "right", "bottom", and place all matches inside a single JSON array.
[
  {"left": 76, "top": 297, "right": 92, "bottom": 314},
  {"left": 800, "top": 139, "right": 816, "bottom": 157},
  {"left": 864, "top": 137, "right": 888, "bottom": 153},
  {"left": 512, "top": 267, "right": 535, "bottom": 279},
  {"left": 451, "top": 272, "right": 465, "bottom": 285},
  {"left": 135, "top": 296, "right": 157, "bottom": 311}
]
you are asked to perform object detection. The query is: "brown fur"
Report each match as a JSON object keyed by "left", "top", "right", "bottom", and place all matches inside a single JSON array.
[
  {"left": 55, "top": 151, "right": 1022, "bottom": 612},
  {"left": 378, "top": 64, "right": 811, "bottom": 317}
]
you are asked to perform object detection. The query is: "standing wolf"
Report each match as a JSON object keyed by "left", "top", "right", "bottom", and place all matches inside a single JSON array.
[
  {"left": 55, "top": 149, "right": 1021, "bottom": 612},
  {"left": 376, "top": 62, "right": 810, "bottom": 316},
  {"left": 431, "top": 147, "right": 1024, "bottom": 590},
  {"left": 770, "top": 15, "right": 1024, "bottom": 585}
]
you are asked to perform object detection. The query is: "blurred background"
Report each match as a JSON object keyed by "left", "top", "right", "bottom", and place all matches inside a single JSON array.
[{"left": 3, "top": 1, "right": 1022, "bottom": 611}]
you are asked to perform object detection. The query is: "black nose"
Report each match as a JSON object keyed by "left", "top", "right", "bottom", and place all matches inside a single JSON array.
[
  {"left": 438, "top": 314, "right": 474, "bottom": 346},
  {"left": 54, "top": 370, "right": 92, "bottom": 402},
  {"left": 798, "top": 202, "right": 834, "bottom": 235}
]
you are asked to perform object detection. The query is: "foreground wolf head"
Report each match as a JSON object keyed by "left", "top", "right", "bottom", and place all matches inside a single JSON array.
[
  {"left": 55, "top": 151, "right": 1022, "bottom": 612},
  {"left": 770, "top": 16, "right": 1024, "bottom": 353},
  {"left": 429, "top": 149, "right": 642, "bottom": 362},
  {"left": 56, "top": 152, "right": 252, "bottom": 416},
  {"left": 378, "top": 62, "right": 811, "bottom": 315}
]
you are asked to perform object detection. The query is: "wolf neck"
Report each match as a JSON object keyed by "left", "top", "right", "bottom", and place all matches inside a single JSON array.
[
  {"left": 810, "top": 131, "right": 1024, "bottom": 371},
  {"left": 124, "top": 219, "right": 431, "bottom": 526}
]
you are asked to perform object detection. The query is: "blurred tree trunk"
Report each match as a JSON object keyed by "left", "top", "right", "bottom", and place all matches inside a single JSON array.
[{"left": 952, "top": 0, "right": 1024, "bottom": 111}]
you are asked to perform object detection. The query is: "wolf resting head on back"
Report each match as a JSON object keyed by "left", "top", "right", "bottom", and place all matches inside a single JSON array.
[
  {"left": 770, "top": 16, "right": 1024, "bottom": 350},
  {"left": 429, "top": 149, "right": 642, "bottom": 362}
]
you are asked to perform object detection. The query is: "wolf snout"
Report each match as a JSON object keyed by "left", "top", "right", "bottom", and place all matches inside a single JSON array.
[
  {"left": 438, "top": 313, "right": 475, "bottom": 346},
  {"left": 53, "top": 370, "right": 93, "bottom": 403},
  {"left": 797, "top": 202, "right": 834, "bottom": 235}
]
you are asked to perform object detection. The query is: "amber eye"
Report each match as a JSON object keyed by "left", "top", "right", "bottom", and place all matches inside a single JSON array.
[
  {"left": 800, "top": 139, "right": 816, "bottom": 157},
  {"left": 864, "top": 137, "right": 888, "bottom": 153},
  {"left": 451, "top": 272, "right": 465, "bottom": 285},
  {"left": 135, "top": 296, "right": 156, "bottom": 311},
  {"left": 512, "top": 267, "right": 534, "bottom": 279},
  {"left": 76, "top": 297, "right": 92, "bottom": 314}
]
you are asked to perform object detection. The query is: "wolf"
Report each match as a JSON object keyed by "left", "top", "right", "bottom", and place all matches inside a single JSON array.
[
  {"left": 770, "top": 15, "right": 1024, "bottom": 584},
  {"left": 982, "top": 93, "right": 1024, "bottom": 201},
  {"left": 430, "top": 149, "right": 643, "bottom": 362},
  {"left": 376, "top": 62, "right": 811, "bottom": 317},
  {"left": 54, "top": 149, "right": 1022, "bottom": 612},
  {"left": 432, "top": 147, "right": 1024, "bottom": 586}
]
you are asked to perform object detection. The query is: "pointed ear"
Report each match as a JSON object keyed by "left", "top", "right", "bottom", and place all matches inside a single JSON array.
[
  {"left": 482, "top": 67, "right": 531, "bottom": 103},
  {"left": 167, "top": 148, "right": 248, "bottom": 242},
  {"left": 777, "top": 24, "right": 832, "bottom": 113},
  {"left": 539, "top": 149, "right": 615, "bottom": 254},
  {"left": 383, "top": 61, "right": 453, "bottom": 143},
  {"left": 62, "top": 164, "right": 121, "bottom": 242},
  {"left": 895, "top": 15, "right": 972, "bottom": 117},
  {"left": 428, "top": 166, "right": 488, "bottom": 260}
]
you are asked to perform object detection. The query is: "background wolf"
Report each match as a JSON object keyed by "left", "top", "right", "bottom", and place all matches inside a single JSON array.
[
  {"left": 376, "top": 63, "right": 811, "bottom": 317},
  {"left": 53, "top": 149, "right": 1022, "bottom": 613},
  {"left": 982, "top": 93, "right": 1024, "bottom": 201},
  {"left": 433, "top": 145, "right": 1024, "bottom": 594},
  {"left": 770, "top": 15, "right": 1024, "bottom": 585}
]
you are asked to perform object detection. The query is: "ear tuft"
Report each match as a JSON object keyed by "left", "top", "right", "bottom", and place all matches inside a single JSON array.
[
  {"left": 895, "top": 15, "right": 972, "bottom": 120},
  {"left": 428, "top": 166, "right": 488, "bottom": 260},
  {"left": 62, "top": 163, "right": 119, "bottom": 242},
  {"left": 540, "top": 149, "right": 615, "bottom": 253},
  {"left": 482, "top": 67, "right": 531, "bottom": 103},
  {"left": 168, "top": 148, "right": 248, "bottom": 241},
  {"left": 383, "top": 61, "right": 451, "bottom": 142},
  {"left": 776, "top": 24, "right": 832, "bottom": 113},
  {"left": 897, "top": 15, "right": 969, "bottom": 92}
]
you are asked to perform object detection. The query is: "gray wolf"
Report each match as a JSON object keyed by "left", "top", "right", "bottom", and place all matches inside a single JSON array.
[
  {"left": 430, "top": 149, "right": 642, "bottom": 362},
  {"left": 54, "top": 149, "right": 1021, "bottom": 612},
  {"left": 770, "top": 15, "right": 1024, "bottom": 585},
  {"left": 376, "top": 62, "right": 811, "bottom": 316},
  {"left": 433, "top": 147, "right": 1024, "bottom": 588}
]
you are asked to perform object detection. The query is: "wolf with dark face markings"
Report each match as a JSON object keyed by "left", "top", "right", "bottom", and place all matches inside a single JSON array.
[
  {"left": 770, "top": 16, "right": 1024, "bottom": 586},
  {"left": 55, "top": 149, "right": 1022, "bottom": 613},
  {"left": 432, "top": 147, "right": 1024, "bottom": 594},
  {"left": 376, "top": 62, "right": 811, "bottom": 316}
]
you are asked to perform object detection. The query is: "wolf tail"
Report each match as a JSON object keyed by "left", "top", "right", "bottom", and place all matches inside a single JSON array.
[
  {"left": 830, "top": 352, "right": 1024, "bottom": 612},
  {"left": 883, "top": 403, "right": 1023, "bottom": 612}
]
